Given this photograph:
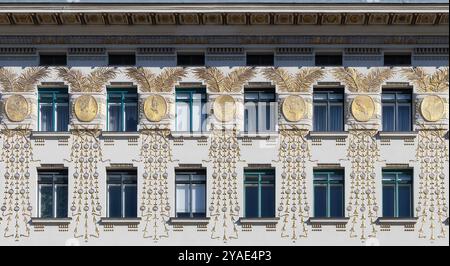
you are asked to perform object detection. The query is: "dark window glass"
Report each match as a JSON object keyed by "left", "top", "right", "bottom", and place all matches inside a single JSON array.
[
  {"left": 384, "top": 54, "right": 411, "bottom": 67},
  {"left": 175, "top": 170, "right": 206, "bottom": 218},
  {"left": 382, "top": 90, "right": 412, "bottom": 132},
  {"left": 38, "top": 89, "right": 69, "bottom": 132},
  {"left": 108, "top": 53, "right": 136, "bottom": 66},
  {"left": 244, "top": 90, "right": 276, "bottom": 133},
  {"left": 177, "top": 53, "right": 205, "bottom": 66},
  {"left": 38, "top": 170, "right": 68, "bottom": 218},
  {"left": 39, "top": 54, "right": 67, "bottom": 66},
  {"left": 175, "top": 89, "right": 207, "bottom": 132},
  {"left": 315, "top": 53, "right": 342, "bottom": 66},
  {"left": 107, "top": 89, "right": 138, "bottom": 132},
  {"left": 246, "top": 53, "right": 274, "bottom": 66},
  {"left": 382, "top": 169, "right": 413, "bottom": 218},
  {"left": 313, "top": 89, "right": 344, "bottom": 132},
  {"left": 313, "top": 170, "right": 344, "bottom": 218},
  {"left": 107, "top": 170, "right": 137, "bottom": 218},
  {"left": 244, "top": 170, "right": 275, "bottom": 218}
]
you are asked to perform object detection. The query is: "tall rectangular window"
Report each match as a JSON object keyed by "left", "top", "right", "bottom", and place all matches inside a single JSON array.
[
  {"left": 175, "top": 169, "right": 206, "bottom": 218},
  {"left": 39, "top": 54, "right": 67, "bottom": 66},
  {"left": 38, "top": 170, "right": 68, "bottom": 218},
  {"left": 315, "top": 53, "right": 343, "bottom": 66},
  {"left": 38, "top": 89, "right": 69, "bottom": 132},
  {"left": 175, "top": 89, "right": 207, "bottom": 132},
  {"left": 384, "top": 53, "right": 411, "bottom": 67},
  {"left": 107, "top": 89, "right": 138, "bottom": 132},
  {"left": 108, "top": 53, "right": 136, "bottom": 66},
  {"left": 107, "top": 170, "right": 137, "bottom": 218},
  {"left": 382, "top": 89, "right": 412, "bottom": 132},
  {"left": 177, "top": 53, "right": 205, "bottom": 66},
  {"left": 313, "top": 89, "right": 344, "bottom": 132},
  {"left": 244, "top": 89, "right": 276, "bottom": 133},
  {"left": 244, "top": 169, "right": 275, "bottom": 218},
  {"left": 246, "top": 53, "right": 274, "bottom": 66},
  {"left": 382, "top": 169, "right": 413, "bottom": 218},
  {"left": 313, "top": 170, "right": 344, "bottom": 218}
]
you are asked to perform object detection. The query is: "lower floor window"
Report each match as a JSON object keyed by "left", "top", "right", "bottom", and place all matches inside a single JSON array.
[
  {"left": 175, "top": 170, "right": 206, "bottom": 218},
  {"left": 382, "top": 169, "right": 413, "bottom": 218},
  {"left": 313, "top": 170, "right": 344, "bottom": 218},
  {"left": 38, "top": 170, "right": 68, "bottom": 218},
  {"left": 244, "top": 169, "right": 275, "bottom": 218},
  {"left": 107, "top": 170, "right": 137, "bottom": 218}
]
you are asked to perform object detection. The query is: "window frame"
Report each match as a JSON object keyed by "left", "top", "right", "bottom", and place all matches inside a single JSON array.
[
  {"left": 383, "top": 53, "right": 412, "bottom": 67},
  {"left": 175, "top": 169, "right": 207, "bottom": 218},
  {"left": 381, "top": 89, "right": 413, "bottom": 132},
  {"left": 176, "top": 53, "right": 205, "bottom": 67},
  {"left": 244, "top": 169, "right": 276, "bottom": 218},
  {"left": 313, "top": 169, "right": 345, "bottom": 218},
  {"left": 106, "top": 170, "right": 138, "bottom": 218},
  {"left": 175, "top": 88, "right": 207, "bottom": 133},
  {"left": 243, "top": 89, "right": 277, "bottom": 133},
  {"left": 246, "top": 53, "right": 275, "bottom": 67},
  {"left": 39, "top": 53, "right": 67, "bottom": 66},
  {"left": 312, "top": 89, "right": 345, "bottom": 132},
  {"left": 314, "top": 53, "right": 343, "bottom": 67},
  {"left": 106, "top": 88, "right": 138, "bottom": 132},
  {"left": 382, "top": 169, "right": 413, "bottom": 218},
  {"left": 37, "top": 169, "right": 68, "bottom": 219},
  {"left": 108, "top": 53, "right": 136, "bottom": 66},
  {"left": 37, "top": 88, "right": 69, "bottom": 132}
]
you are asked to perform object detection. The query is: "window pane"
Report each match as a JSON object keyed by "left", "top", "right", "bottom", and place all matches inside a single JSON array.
[
  {"left": 176, "top": 184, "right": 190, "bottom": 216},
  {"left": 176, "top": 101, "right": 191, "bottom": 132},
  {"left": 108, "top": 185, "right": 122, "bottom": 218},
  {"left": 398, "top": 185, "right": 412, "bottom": 218},
  {"left": 261, "top": 185, "right": 275, "bottom": 218},
  {"left": 108, "top": 103, "right": 121, "bottom": 131},
  {"left": 259, "top": 102, "right": 275, "bottom": 132},
  {"left": 314, "top": 185, "right": 327, "bottom": 217},
  {"left": 124, "top": 185, "right": 137, "bottom": 218},
  {"left": 244, "top": 101, "right": 257, "bottom": 132},
  {"left": 329, "top": 185, "right": 344, "bottom": 218},
  {"left": 55, "top": 103, "right": 69, "bottom": 132},
  {"left": 313, "top": 105, "right": 327, "bottom": 131},
  {"left": 382, "top": 105, "right": 395, "bottom": 131},
  {"left": 191, "top": 184, "right": 206, "bottom": 216},
  {"left": 55, "top": 185, "right": 68, "bottom": 218},
  {"left": 192, "top": 99, "right": 203, "bottom": 132},
  {"left": 40, "top": 185, "right": 53, "bottom": 218},
  {"left": 124, "top": 103, "right": 138, "bottom": 132},
  {"left": 40, "top": 104, "right": 54, "bottom": 131},
  {"left": 382, "top": 185, "right": 395, "bottom": 217},
  {"left": 245, "top": 186, "right": 259, "bottom": 218},
  {"left": 329, "top": 104, "right": 343, "bottom": 131},
  {"left": 397, "top": 105, "right": 411, "bottom": 131}
]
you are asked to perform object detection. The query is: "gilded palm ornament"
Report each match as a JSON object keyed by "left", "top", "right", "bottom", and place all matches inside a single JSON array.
[
  {"left": 56, "top": 67, "right": 117, "bottom": 93},
  {"left": 124, "top": 67, "right": 186, "bottom": 92},
  {"left": 193, "top": 67, "right": 256, "bottom": 93},
  {"left": 262, "top": 67, "right": 325, "bottom": 93}
]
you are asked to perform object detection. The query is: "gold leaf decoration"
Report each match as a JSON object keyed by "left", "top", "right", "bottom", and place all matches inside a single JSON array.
[
  {"left": 125, "top": 67, "right": 186, "bottom": 92},
  {"left": 194, "top": 67, "right": 256, "bottom": 92},
  {"left": 401, "top": 67, "right": 449, "bottom": 92},
  {"left": 57, "top": 67, "right": 117, "bottom": 93},
  {"left": 0, "top": 67, "right": 49, "bottom": 92},
  {"left": 332, "top": 67, "right": 394, "bottom": 92},
  {"left": 262, "top": 67, "right": 324, "bottom": 92}
]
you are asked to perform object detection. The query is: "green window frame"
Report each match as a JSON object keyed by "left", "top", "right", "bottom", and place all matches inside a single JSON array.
[
  {"left": 106, "top": 88, "right": 138, "bottom": 132},
  {"left": 382, "top": 169, "right": 413, "bottom": 218},
  {"left": 37, "top": 88, "right": 69, "bottom": 132},
  {"left": 313, "top": 169, "right": 345, "bottom": 218},
  {"left": 244, "top": 169, "right": 275, "bottom": 218},
  {"left": 175, "top": 88, "right": 207, "bottom": 133}
]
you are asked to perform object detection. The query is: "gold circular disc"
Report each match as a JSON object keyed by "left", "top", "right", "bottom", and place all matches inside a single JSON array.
[
  {"left": 213, "top": 95, "right": 236, "bottom": 122},
  {"left": 74, "top": 95, "right": 98, "bottom": 122},
  {"left": 351, "top": 95, "right": 375, "bottom": 122},
  {"left": 282, "top": 95, "right": 306, "bottom": 122},
  {"left": 421, "top": 95, "right": 445, "bottom": 122},
  {"left": 144, "top": 94, "right": 168, "bottom": 122},
  {"left": 4, "top": 94, "right": 29, "bottom": 122}
]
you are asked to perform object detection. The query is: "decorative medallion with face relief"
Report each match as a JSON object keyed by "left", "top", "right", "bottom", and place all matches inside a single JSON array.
[
  {"left": 144, "top": 94, "right": 168, "bottom": 122},
  {"left": 351, "top": 95, "right": 375, "bottom": 122},
  {"left": 4, "top": 94, "right": 30, "bottom": 122},
  {"left": 213, "top": 95, "right": 236, "bottom": 122},
  {"left": 420, "top": 95, "right": 445, "bottom": 122},
  {"left": 282, "top": 95, "right": 306, "bottom": 122},
  {"left": 74, "top": 95, "right": 98, "bottom": 122}
]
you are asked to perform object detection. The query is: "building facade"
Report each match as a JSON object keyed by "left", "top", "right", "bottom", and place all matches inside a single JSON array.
[{"left": 0, "top": 0, "right": 448, "bottom": 246}]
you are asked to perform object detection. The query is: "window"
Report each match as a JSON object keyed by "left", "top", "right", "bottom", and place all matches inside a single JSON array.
[
  {"left": 39, "top": 54, "right": 67, "bottom": 66},
  {"left": 382, "top": 89, "right": 412, "bottom": 132},
  {"left": 175, "top": 89, "right": 207, "bottom": 132},
  {"left": 244, "top": 169, "right": 275, "bottom": 218},
  {"left": 382, "top": 169, "right": 413, "bottom": 218},
  {"left": 244, "top": 89, "right": 276, "bottom": 133},
  {"left": 384, "top": 53, "right": 411, "bottom": 66},
  {"left": 38, "top": 89, "right": 69, "bottom": 132},
  {"left": 107, "top": 89, "right": 138, "bottom": 132},
  {"left": 315, "top": 53, "right": 342, "bottom": 66},
  {"left": 246, "top": 53, "right": 274, "bottom": 66},
  {"left": 38, "top": 170, "right": 68, "bottom": 218},
  {"left": 177, "top": 53, "right": 205, "bottom": 66},
  {"left": 107, "top": 170, "right": 137, "bottom": 218},
  {"left": 108, "top": 53, "right": 136, "bottom": 66},
  {"left": 313, "top": 170, "right": 344, "bottom": 218},
  {"left": 313, "top": 89, "right": 344, "bottom": 132},
  {"left": 175, "top": 169, "right": 206, "bottom": 218}
]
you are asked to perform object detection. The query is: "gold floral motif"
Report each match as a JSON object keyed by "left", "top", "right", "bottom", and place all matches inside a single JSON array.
[
  {"left": 420, "top": 95, "right": 445, "bottom": 122},
  {"left": 74, "top": 95, "right": 99, "bottom": 122},
  {"left": 125, "top": 67, "right": 186, "bottom": 92},
  {"left": 0, "top": 67, "right": 49, "bottom": 92},
  {"left": 213, "top": 95, "right": 236, "bottom": 122},
  {"left": 401, "top": 67, "right": 449, "bottom": 93},
  {"left": 332, "top": 67, "right": 394, "bottom": 92},
  {"left": 4, "top": 94, "right": 30, "bottom": 122},
  {"left": 351, "top": 95, "right": 375, "bottom": 122},
  {"left": 143, "top": 95, "right": 168, "bottom": 122},
  {"left": 282, "top": 96, "right": 306, "bottom": 122},
  {"left": 56, "top": 67, "right": 117, "bottom": 93},
  {"left": 262, "top": 67, "right": 324, "bottom": 92},
  {"left": 194, "top": 67, "right": 256, "bottom": 93}
]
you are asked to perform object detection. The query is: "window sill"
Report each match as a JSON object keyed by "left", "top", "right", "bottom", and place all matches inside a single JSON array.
[
  {"left": 171, "top": 132, "right": 210, "bottom": 138},
  {"left": 101, "top": 132, "right": 140, "bottom": 138},
  {"left": 238, "top": 217, "right": 279, "bottom": 225},
  {"left": 238, "top": 132, "right": 279, "bottom": 138},
  {"left": 308, "top": 217, "right": 349, "bottom": 225},
  {"left": 30, "top": 217, "right": 72, "bottom": 225},
  {"left": 309, "top": 131, "right": 349, "bottom": 138},
  {"left": 99, "top": 217, "right": 141, "bottom": 225},
  {"left": 378, "top": 131, "right": 417, "bottom": 139},
  {"left": 376, "top": 217, "right": 418, "bottom": 225},
  {"left": 168, "top": 217, "right": 210, "bottom": 225},
  {"left": 31, "top": 132, "right": 71, "bottom": 138}
]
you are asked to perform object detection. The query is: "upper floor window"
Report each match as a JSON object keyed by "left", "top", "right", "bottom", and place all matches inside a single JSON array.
[
  {"left": 39, "top": 54, "right": 67, "bottom": 66},
  {"left": 108, "top": 53, "right": 136, "bottom": 66},
  {"left": 315, "top": 53, "right": 342, "bottom": 67},
  {"left": 244, "top": 169, "right": 275, "bottom": 218},
  {"left": 175, "top": 169, "right": 206, "bottom": 218},
  {"left": 107, "top": 89, "right": 138, "bottom": 132},
  {"left": 382, "top": 89, "right": 412, "bottom": 132},
  {"left": 107, "top": 170, "right": 137, "bottom": 218},
  {"left": 313, "top": 169, "right": 344, "bottom": 218},
  {"left": 246, "top": 53, "right": 274, "bottom": 66},
  {"left": 384, "top": 53, "right": 411, "bottom": 67},
  {"left": 175, "top": 88, "right": 207, "bottom": 133},
  {"left": 244, "top": 89, "right": 276, "bottom": 133},
  {"left": 38, "top": 89, "right": 69, "bottom": 132},
  {"left": 313, "top": 89, "right": 344, "bottom": 132},
  {"left": 38, "top": 169, "right": 68, "bottom": 218},
  {"left": 382, "top": 169, "right": 413, "bottom": 218},
  {"left": 177, "top": 53, "right": 205, "bottom": 66}
]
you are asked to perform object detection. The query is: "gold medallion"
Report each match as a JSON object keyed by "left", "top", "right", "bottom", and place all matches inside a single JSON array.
[
  {"left": 213, "top": 95, "right": 236, "bottom": 122},
  {"left": 282, "top": 95, "right": 306, "bottom": 122},
  {"left": 74, "top": 95, "right": 98, "bottom": 122},
  {"left": 4, "top": 94, "right": 30, "bottom": 122},
  {"left": 144, "top": 94, "right": 167, "bottom": 122},
  {"left": 420, "top": 95, "right": 445, "bottom": 122},
  {"left": 351, "top": 95, "right": 375, "bottom": 122}
]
